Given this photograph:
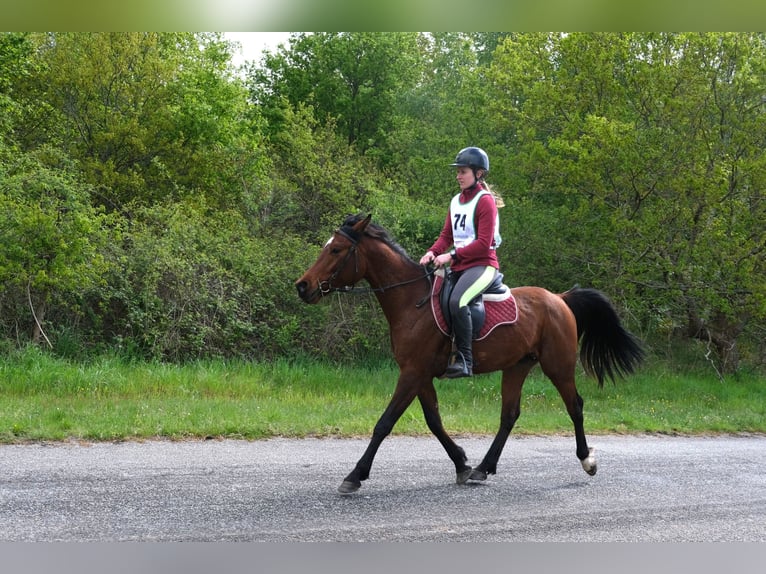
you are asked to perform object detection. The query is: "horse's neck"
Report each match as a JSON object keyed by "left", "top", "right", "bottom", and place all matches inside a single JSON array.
[{"left": 362, "top": 246, "right": 427, "bottom": 319}]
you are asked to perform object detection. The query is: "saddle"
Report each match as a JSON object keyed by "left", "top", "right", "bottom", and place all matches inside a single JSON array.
[{"left": 431, "top": 268, "right": 518, "bottom": 341}]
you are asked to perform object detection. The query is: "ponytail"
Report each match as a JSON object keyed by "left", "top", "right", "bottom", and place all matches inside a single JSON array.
[{"left": 483, "top": 182, "right": 505, "bottom": 208}]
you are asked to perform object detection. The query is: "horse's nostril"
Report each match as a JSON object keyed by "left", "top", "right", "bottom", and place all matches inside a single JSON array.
[{"left": 296, "top": 281, "right": 307, "bottom": 296}]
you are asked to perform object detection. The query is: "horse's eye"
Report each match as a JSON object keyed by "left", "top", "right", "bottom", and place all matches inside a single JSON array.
[{"left": 330, "top": 247, "right": 341, "bottom": 255}]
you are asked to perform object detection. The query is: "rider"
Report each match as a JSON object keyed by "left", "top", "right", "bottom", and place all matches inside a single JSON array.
[{"left": 419, "top": 146, "right": 503, "bottom": 378}]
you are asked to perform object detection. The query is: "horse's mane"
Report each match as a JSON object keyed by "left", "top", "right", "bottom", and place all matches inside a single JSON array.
[{"left": 340, "top": 214, "right": 417, "bottom": 265}]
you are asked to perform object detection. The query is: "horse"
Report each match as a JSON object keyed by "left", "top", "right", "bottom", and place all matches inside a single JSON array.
[{"left": 295, "top": 214, "right": 645, "bottom": 494}]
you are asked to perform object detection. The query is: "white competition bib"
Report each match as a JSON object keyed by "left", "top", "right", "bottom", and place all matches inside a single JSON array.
[{"left": 449, "top": 191, "right": 501, "bottom": 249}]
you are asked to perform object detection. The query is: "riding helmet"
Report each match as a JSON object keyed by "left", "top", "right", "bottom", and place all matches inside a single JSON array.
[{"left": 450, "top": 147, "right": 489, "bottom": 173}]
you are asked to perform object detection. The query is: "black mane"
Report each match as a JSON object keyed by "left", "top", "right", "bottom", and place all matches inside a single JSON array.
[{"left": 340, "top": 214, "right": 415, "bottom": 263}]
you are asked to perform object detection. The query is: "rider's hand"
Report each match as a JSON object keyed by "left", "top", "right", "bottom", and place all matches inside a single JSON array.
[
  {"left": 419, "top": 251, "right": 435, "bottom": 266},
  {"left": 433, "top": 253, "right": 452, "bottom": 268}
]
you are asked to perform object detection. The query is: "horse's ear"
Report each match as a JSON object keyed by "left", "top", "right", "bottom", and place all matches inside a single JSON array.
[{"left": 354, "top": 213, "right": 372, "bottom": 233}]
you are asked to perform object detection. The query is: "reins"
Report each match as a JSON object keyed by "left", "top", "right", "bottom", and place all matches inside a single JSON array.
[{"left": 318, "top": 227, "right": 435, "bottom": 307}]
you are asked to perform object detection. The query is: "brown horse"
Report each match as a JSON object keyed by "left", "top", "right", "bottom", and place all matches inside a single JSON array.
[{"left": 296, "top": 214, "right": 644, "bottom": 494}]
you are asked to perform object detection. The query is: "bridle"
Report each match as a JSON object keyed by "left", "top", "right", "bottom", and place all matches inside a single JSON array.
[
  {"left": 316, "top": 227, "right": 435, "bottom": 305},
  {"left": 317, "top": 228, "right": 362, "bottom": 296}
]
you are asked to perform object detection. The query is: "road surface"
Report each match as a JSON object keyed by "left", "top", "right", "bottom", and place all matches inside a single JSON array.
[{"left": 2, "top": 434, "right": 765, "bottom": 541}]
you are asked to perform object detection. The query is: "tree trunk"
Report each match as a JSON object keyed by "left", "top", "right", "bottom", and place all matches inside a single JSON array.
[{"left": 686, "top": 309, "right": 744, "bottom": 375}]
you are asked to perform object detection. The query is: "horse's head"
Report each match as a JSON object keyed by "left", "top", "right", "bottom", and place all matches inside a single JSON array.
[{"left": 295, "top": 214, "right": 372, "bottom": 304}]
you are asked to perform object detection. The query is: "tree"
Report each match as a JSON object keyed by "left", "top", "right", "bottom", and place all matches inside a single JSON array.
[
  {"left": 257, "top": 100, "right": 386, "bottom": 243},
  {"left": 248, "top": 33, "right": 420, "bottom": 159},
  {"left": 21, "top": 32, "right": 268, "bottom": 213},
  {"left": 486, "top": 32, "right": 766, "bottom": 371},
  {"left": 0, "top": 145, "right": 110, "bottom": 345},
  {"left": 386, "top": 33, "right": 494, "bottom": 197}
]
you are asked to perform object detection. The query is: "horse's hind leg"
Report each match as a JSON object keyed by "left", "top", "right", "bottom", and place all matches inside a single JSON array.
[
  {"left": 417, "top": 380, "right": 473, "bottom": 484},
  {"left": 544, "top": 366, "right": 597, "bottom": 476},
  {"left": 571, "top": 392, "right": 597, "bottom": 475},
  {"left": 469, "top": 365, "right": 530, "bottom": 482}
]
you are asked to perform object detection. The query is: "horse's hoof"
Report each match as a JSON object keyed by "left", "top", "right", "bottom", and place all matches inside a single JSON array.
[
  {"left": 338, "top": 480, "right": 361, "bottom": 495},
  {"left": 469, "top": 469, "right": 488, "bottom": 482},
  {"left": 581, "top": 447, "right": 597, "bottom": 476},
  {"left": 456, "top": 468, "right": 473, "bottom": 485}
]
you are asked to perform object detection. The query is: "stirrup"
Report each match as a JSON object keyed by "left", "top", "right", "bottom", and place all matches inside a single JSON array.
[{"left": 444, "top": 352, "right": 472, "bottom": 379}]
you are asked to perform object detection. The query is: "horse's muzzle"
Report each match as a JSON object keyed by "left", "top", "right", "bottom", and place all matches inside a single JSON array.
[{"left": 295, "top": 280, "right": 320, "bottom": 303}]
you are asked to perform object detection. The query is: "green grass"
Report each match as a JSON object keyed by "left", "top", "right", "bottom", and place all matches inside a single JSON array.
[{"left": 1, "top": 347, "right": 764, "bottom": 443}]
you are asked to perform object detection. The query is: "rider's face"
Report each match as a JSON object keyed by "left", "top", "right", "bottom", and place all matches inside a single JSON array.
[{"left": 456, "top": 166, "right": 481, "bottom": 191}]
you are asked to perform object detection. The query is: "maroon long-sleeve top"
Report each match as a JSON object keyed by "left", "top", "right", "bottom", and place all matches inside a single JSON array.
[{"left": 427, "top": 182, "right": 499, "bottom": 272}]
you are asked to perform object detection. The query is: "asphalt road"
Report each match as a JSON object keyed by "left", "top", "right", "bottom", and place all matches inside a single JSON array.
[{"left": 2, "top": 434, "right": 765, "bottom": 542}]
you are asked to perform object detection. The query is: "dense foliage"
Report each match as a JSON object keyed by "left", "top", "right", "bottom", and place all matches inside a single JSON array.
[{"left": 1, "top": 32, "right": 764, "bottom": 374}]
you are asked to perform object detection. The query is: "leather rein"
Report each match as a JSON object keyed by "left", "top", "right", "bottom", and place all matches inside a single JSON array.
[{"left": 317, "top": 228, "right": 435, "bottom": 307}]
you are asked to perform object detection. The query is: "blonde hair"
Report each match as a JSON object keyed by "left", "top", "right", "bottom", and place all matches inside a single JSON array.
[{"left": 484, "top": 182, "right": 505, "bottom": 208}]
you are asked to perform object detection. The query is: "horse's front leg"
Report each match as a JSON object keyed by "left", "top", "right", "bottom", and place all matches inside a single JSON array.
[
  {"left": 470, "top": 366, "right": 528, "bottom": 481},
  {"left": 338, "top": 375, "right": 420, "bottom": 495},
  {"left": 417, "top": 379, "right": 472, "bottom": 484}
]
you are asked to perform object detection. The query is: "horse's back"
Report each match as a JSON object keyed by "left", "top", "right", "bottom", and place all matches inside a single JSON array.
[
  {"left": 509, "top": 285, "right": 578, "bottom": 343},
  {"left": 511, "top": 286, "right": 574, "bottom": 319},
  {"left": 470, "top": 285, "right": 577, "bottom": 373}
]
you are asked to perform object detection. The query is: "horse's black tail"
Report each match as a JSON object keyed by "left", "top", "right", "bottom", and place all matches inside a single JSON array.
[{"left": 561, "top": 287, "right": 645, "bottom": 387}]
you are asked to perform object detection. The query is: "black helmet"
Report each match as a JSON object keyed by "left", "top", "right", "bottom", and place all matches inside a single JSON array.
[{"left": 450, "top": 147, "right": 489, "bottom": 173}]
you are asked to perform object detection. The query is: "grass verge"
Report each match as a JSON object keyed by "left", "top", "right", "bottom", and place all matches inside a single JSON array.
[{"left": 1, "top": 347, "right": 764, "bottom": 443}]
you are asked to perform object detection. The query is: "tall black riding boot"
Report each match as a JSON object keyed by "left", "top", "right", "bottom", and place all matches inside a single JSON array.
[{"left": 445, "top": 306, "right": 473, "bottom": 379}]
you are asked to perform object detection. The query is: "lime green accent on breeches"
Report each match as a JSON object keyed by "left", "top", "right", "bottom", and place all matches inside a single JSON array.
[{"left": 458, "top": 266, "right": 497, "bottom": 307}]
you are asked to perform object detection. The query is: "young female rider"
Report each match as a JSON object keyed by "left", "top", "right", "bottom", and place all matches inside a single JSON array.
[{"left": 419, "top": 147, "right": 502, "bottom": 378}]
